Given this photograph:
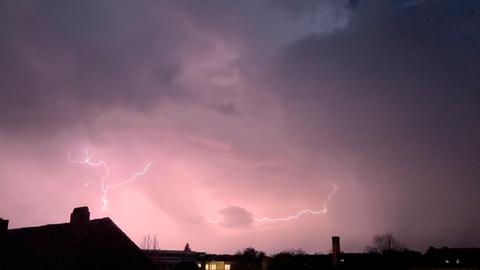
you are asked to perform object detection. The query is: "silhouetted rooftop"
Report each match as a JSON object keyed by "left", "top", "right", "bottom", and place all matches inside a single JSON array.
[{"left": 0, "top": 215, "right": 156, "bottom": 270}]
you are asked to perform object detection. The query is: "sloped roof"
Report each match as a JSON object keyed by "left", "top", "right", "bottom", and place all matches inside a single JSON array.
[{"left": 0, "top": 218, "right": 156, "bottom": 270}]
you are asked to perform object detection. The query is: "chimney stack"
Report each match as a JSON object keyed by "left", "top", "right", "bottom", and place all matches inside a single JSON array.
[
  {"left": 70, "top": 206, "right": 90, "bottom": 226},
  {"left": 0, "top": 218, "right": 9, "bottom": 234},
  {"left": 332, "top": 236, "right": 341, "bottom": 267}
]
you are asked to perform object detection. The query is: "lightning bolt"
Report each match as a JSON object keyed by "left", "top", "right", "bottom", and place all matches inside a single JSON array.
[
  {"left": 207, "top": 183, "right": 338, "bottom": 225},
  {"left": 68, "top": 149, "right": 152, "bottom": 211},
  {"left": 254, "top": 183, "right": 338, "bottom": 223}
]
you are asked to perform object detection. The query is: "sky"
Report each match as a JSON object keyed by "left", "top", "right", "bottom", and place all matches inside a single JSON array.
[{"left": 1, "top": 0, "right": 479, "bottom": 254}]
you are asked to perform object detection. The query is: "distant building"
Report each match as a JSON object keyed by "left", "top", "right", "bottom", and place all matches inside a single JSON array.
[
  {"left": 332, "top": 236, "right": 341, "bottom": 267},
  {"left": 202, "top": 255, "right": 235, "bottom": 270},
  {"left": 144, "top": 248, "right": 205, "bottom": 270},
  {"left": 144, "top": 247, "right": 236, "bottom": 270},
  {"left": 0, "top": 206, "right": 156, "bottom": 270}
]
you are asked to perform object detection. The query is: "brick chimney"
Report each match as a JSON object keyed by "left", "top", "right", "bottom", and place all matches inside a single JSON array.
[
  {"left": 0, "top": 218, "right": 8, "bottom": 234},
  {"left": 70, "top": 206, "right": 90, "bottom": 225},
  {"left": 332, "top": 236, "right": 341, "bottom": 267}
]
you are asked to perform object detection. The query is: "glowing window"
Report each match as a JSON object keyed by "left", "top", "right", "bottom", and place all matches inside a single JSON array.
[
  {"left": 198, "top": 263, "right": 202, "bottom": 268},
  {"left": 206, "top": 265, "right": 209, "bottom": 270},
  {"left": 211, "top": 264, "right": 216, "bottom": 270},
  {"left": 225, "top": 264, "right": 231, "bottom": 270}
]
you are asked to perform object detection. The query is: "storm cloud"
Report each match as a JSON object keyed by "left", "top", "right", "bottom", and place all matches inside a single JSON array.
[
  {"left": 217, "top": 206, "right": 255, "bottom": 228},
  {"left": 1, "top": 0, "right": 479, "bottom": 254}
]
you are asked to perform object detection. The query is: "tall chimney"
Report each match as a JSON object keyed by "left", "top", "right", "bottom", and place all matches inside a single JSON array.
[
  {"left": 332, "top": 236, "right": 341, "bottom": 267},
  {"left": 70, "top": 206, "right": 90, "bottom": 225},
  {"left": 0, "top": 218, "right": 9, "bottom": 234}
]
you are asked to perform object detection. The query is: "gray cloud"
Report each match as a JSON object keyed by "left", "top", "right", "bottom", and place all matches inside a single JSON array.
[
  {"left": 0, "top": 0, "right": 350, "bottom": 135},
  {"left": 217, "top": 206, "right": 255, "bottom": 228},
  {"left": 0, "top": 1, "right": 187, "bottom": 134},
  {"left": 210, "top": 102, "right": 240, "bottom": 117},
  {"left": 266, "top": 0, "right": 480, "bottom": 248}
]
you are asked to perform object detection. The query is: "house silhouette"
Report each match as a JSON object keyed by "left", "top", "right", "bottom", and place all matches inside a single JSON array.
[{"left": 0, "top": 206, "right": 156, "bottom": 270}]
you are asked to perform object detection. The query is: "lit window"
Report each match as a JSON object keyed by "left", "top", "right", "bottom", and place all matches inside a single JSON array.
[
  {"left": 206, "top": 264, "right": 209, "bottom": 270},
  {"left": 456, "top": 259, "right": 460, "bottom": 264},
  {"left": 211, "top": 264, "right": 216, "bottom": 270},
  {"left": 198, "top": 263, "right": 202, "bottom": 268},
  {"left": 225, "top": 264, "right": 231, "bottom": 270}
]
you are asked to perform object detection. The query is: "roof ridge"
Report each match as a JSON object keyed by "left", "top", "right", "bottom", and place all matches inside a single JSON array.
[{"left": 6, "top": 217, "right": 112, "bottom": 232}]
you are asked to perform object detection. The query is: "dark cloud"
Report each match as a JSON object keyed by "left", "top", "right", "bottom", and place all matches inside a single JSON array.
[
  {"left": 0, "top": 0, "right": 348, "bottom": 135},
  {"left": 210, "top": 102, "right": 240, "bottom": 117},
  {"left": 268, "top": 0, "right": 480, "bottom": 247},
  {"left": 0, "top": 1, "right": 185, "bottom": 134},
  {"left": 217, "top": 206, "right": 254, "bottom": 228}
]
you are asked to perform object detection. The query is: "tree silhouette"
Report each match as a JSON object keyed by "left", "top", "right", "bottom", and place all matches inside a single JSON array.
[
  {"left": 366, "top": 233, "right": 406, "bottom": 254},
  {"left": 235, "top": 247, "right": 265, "bottom": 270},
  {"left": 269, "top": 249, "right": 307, "bottom": 270},
  {"left": 141, "top": 234, "right": 159, "bottom": 250},
  {"left": 184, "top": 243, "right": 192, "bottom": 252}
]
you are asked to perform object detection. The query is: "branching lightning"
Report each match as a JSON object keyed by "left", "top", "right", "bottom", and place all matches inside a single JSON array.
[
  {"left": 207, "top": 183, "right": 338, "bottom": 225},
  {"left": 68, "top": 149, "right": 152, "bottom": 210},
  {"left": 254, "top": 183, "right": 338, "bottom": 223},
  {"left": 69, "top": 148, "right": 337, "bottom": 223}
]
